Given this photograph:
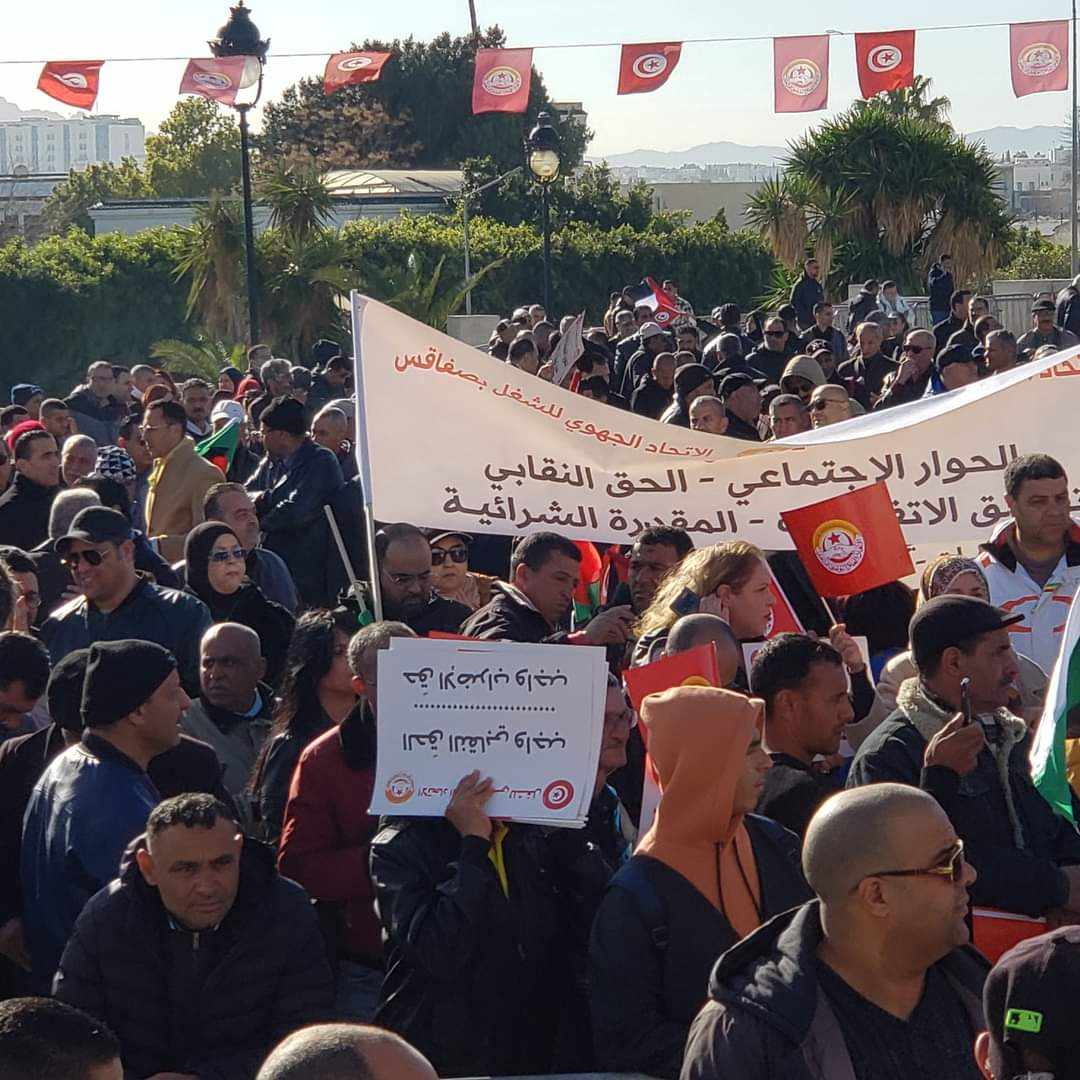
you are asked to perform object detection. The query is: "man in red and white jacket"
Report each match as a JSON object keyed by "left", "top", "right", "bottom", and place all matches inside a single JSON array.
[{"left": 978, "top": 453, "right": 1080, "bottom": 675}]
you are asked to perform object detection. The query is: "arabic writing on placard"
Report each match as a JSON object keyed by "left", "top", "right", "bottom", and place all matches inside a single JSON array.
[
  {"left": 401, "top": 725, "right": 569, "bottom": 756},
  {"left": 402, "top": 665, "right": 570, "bottom": 693}
]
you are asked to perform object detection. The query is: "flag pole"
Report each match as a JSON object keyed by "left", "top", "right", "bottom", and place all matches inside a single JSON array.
[{"left": 1073, "top": 0, "right": 1078, "bottom": 277}]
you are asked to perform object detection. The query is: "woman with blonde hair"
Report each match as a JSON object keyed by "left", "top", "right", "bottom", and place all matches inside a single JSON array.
[{"left": 634, "top": 542, "right": 775, "bottom": 673}]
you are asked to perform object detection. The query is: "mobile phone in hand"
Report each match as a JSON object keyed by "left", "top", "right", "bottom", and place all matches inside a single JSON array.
[
  {"left": 960, "top": 677, "right": 973, "bottom": 725},
  {"left": 670, "top": 587, "right": 700, "bottom": 618}
]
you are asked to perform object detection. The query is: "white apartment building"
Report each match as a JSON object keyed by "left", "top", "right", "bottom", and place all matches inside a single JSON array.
[{"left": 0, "top": 115, "right": 145, "bottom": 175}]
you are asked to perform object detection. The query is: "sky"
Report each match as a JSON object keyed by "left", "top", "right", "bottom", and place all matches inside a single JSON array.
[{"left": 0, "top": 0, "right": 1073, "bottom": 156}]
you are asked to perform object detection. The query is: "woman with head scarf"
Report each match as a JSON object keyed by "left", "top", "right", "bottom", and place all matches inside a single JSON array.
[
  {"left": 184, "top": 521, "right": 295, "bottom": 687},
  {"left": 852, "top": 555, "right": 1047, "bottom": 747},
  {"left": 589, "top": 685, "right": 811, "bottom": 1078}
]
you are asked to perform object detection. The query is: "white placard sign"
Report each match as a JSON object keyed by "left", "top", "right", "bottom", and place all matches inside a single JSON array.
[{"left": 369, "top": 639, "right": 608, "bottom": 827}]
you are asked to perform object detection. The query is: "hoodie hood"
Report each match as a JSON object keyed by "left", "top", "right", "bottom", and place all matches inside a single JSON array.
[
  {"left": 637, "top": 685, "right": 765, "bottom": 935},
  {"left": 780, "top": 355, "right": 826, "bottom": 391}
]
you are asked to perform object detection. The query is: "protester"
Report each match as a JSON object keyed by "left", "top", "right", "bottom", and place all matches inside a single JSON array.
[
  {"left": 64, "top": 362, "right": 123, "bottom": 447},
  {"left": 808, "top": 383, "right": 851, "bottom": 428},
  {"left": 798, "top": 302, "right": 848, "bottom": 366},
  {"left": 837, "top": 321, "right": 893, "bottom": 407},
  {"left": 1017, "top": 299, "right": 1080, "bottom": 360},
  {"left": 620, "top": 322, "right": 671, "bottom": 397},
  {"left": 21, "top": 640, "right": 189, "bottom": 986},
  {"left": 308, "top": 355, "right": 351, "bottom": 418},
  {"left": 184, "top": 521, "right": 295, "bottom": 686},
  {"left": 179, "top": 623, "right": 274, "bottom": 830},
  {"left": 848, "top": 595, "right": 1080, "bottom": 918},
  {"left": 983, "top": 328, "right": 1019, "bottom": 375},
  {"left": 247, "top": 395, "right": 344, "bottom": 608},
  {"left": 252, "top": 609, "right": 357, "bottom": 845},
  {"left": 688, "top": 394, "right": 728, "bottom": 435},
  {"left": 26, "top": 487, "right": 99, "bottom": 623},
  {"left": 312, "top": 404, "right": 357, "bottom": 480},
  {"left": 660, "top": 363, "right": 713, "bottom": 427},
  {"left": 936, "top": 343, "right": 981, "bottom": 393},
  {"left": 591, "top": 686, "right": 810, "bottom": 1078},
  {"left": 742, "top": 317, "right": 795, "bottom": 385},
  {"left": 767, "top": 393, "right": 810, "bottom": 439},
  {"left": 0, "top": 996, "right": 121, "bottom": 1080},
  {"left": 607, "top": 526, "right": 695, "bottom": 619},
  {"left": 0, "top": 550, "right": 40, "bottom": 635},
  {"left": 60, "top": 434, "right": 97, "bottom": 488},
  {"left": 463, "top": 531, "right": 634, "bottom": 646},
  {"left": 280, "top": 621, "right": 416, "bottom": 1021},
  {"left": 717, "top": 374, "right": 762, "bottom": 441},
  {"left": 682, "top": 783, "right": 987, "bottom": 1080},
  {"left": 631, "top": 351, "right": 677, "bottom": 419},
  {"left": 874, "top": 328, "right": 936, "bottom": 409},
  {"left": 0, "top": 430, "right": 59, "bottom": 551},
  {"left": 0, "top": 630, "right": 48, "bottom": 745},
  {"left": 427, "top": 530, "right": 495, "bottom": 612},
  {"left": 789, "top": 258, "right": 824, "bottom": 331},
  {"left": 54, "top": 793, "right": 333, "bottom": 1078},
  {"left": 41, "top": 506, "right": 211, "bottom": 693},
  {"left": 37, "top": 398, "right": 71, "bottom": 443},
  {"left": 978, "top": 453, "right": 1080, "bottom": 673},
  {"left": 141, "top": 399, "right": 222, "bottom": 563},
  {"left": 934, "top": 290, "right": 973, "bottom": 354}
]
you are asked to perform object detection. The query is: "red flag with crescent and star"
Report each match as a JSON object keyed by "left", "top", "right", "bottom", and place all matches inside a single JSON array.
[
  {"left": 781, "top": 481, "right": 913, "bottom": 598},
  {"left": 855, "top": 31, "right": 915, "bottom": 97},
  {"left": 617, "top": 42, "right": 682, "bottom": 95},
  {"left": 324, "top": 51, "right": 392, "bottom": 94},
  {"left": 37, "top": 61, "right": 104, "bottom": 109}
]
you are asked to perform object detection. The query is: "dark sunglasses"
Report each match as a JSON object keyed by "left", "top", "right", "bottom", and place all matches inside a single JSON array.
[
  {"left": 866, "top": 839, "right": 967, "bottom": 887},
  {"left": 62, "top": 549, "right": 105, "bottom": 568},
  {"left": 431, "top": 546, "right": 468, "bottom": 566},
  {"left": 811, "top": 398, "right": 845, "bottom": 411},
  {"left": 903, "top": 344, "right": 929, "bottom": 354},
  {"left": 208, "top": 546, "right": 246, "bottom": 564}
]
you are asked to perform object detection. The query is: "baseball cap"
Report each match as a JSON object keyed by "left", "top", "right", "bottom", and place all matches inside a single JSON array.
[
  {"left": 984, "top": 927, "right": 1080, "bottom": 1080},
  {"left": 10, "top": 384, "right": 43, "bottom": 406},
  {"left": 639, "top": 321, "right": 665, "bottom": 341},
  {"left": 427, "top": 529, "right": 471, "bottom": 546},
  {"left": 1032, "top": 299, "right": 1056, "bottom": 314},
  {"left": 55, "top": 506, "right": 133, "bottom": 555},
  {"left": 210, "top": 399, "right": 245, "bottom": 425},
  {"left": 909, "top": 595, "right": 1024, "bottom": 671},
  {"left": 937, "top": 344, "right": 978, "bottom": 372},
  {"left": 718, "top": 372, "right": 757, "bottom": 399}
]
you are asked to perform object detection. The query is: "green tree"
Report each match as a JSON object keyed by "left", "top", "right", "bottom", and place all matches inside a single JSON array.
[
  {"left": 38, "top": 158, "right": 151, "bottom": 234},
  {"left": 997, "top": 224, "right": 1071, "bottom": 279},
  {"left": 257, "top": 162, "right": 334, "bottom": 243},
  {"left": 853, "top": 75, "right": 952, "bottom": 127},
  {"left": 144, "top": 97, "right": 242, "bottom": 198},
  {"left": 257, "top": 27, "right": 589, "bottom": 173}
]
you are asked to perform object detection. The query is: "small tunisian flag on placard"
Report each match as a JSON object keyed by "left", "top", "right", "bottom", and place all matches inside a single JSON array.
[
  {"left": 774, "top": 35, "right": 829, "bottom": 113},
  {"left": 781, "top": 482, "right": 914, "bottom": 598},
  {"left": 1010, "top": 21, "right": 1069, "bottom": 98},
  {"left": 324, "top": 51, "right": 392, "bottom": 94},
  {"left": 179, "top": 57, "right": 249, "bottom": 107},
  {"left": 472, "top": 48, "right": 533, "bottom": 114},
  {"left": 618, "top": 42, "right": 682, "bottom": 95},
  {"left": 38, "top": 61, "right": 104, "bottom": 109},
  {"left": 855, "top": 31, "right": 915, "bottom": 97}
]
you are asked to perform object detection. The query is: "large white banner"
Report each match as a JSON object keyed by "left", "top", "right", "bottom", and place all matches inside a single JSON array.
[{"left": 352, "top": 294, "right": 1080, "bottom": 552}]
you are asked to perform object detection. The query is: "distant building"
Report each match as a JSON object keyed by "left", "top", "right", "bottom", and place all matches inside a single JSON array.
[
  {"left": 551, "top": 101, "right": 588, "bottom": 133},
  {"left": 0, "top": 115, "right": 145, "bottom": 175},
  {"left": 648, "top": 181, "right": 769, "bottom": 228},
  {"left": 1000, "top": 147, "right": 1071, "bottom": 218}
]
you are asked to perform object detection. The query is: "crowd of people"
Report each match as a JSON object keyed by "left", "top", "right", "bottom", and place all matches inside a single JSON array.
[{"left": 1, "top": 268, "right": 1080, "bottom": 1080}]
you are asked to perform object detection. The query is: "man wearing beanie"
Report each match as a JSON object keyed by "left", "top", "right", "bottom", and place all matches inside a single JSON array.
[
  {"left": 660, "top": 364, "right": 715, "bottom": 427},
  {"left": 246, "top": 395, "right": 344, "bottom": 608},
  {"left": 20, "top": 640, "right": 189, "bottom": 987}
]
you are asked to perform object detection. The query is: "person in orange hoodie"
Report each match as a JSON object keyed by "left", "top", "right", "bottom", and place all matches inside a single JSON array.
[{"left": 589, "top": 684, "right": 811, "bottom": 1079}]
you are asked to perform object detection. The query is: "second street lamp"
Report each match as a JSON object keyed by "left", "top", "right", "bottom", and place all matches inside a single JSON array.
[
  {"left": 210, "top": 1, "right": 269, "bottom": 344},
  {"left": 526, "top": 112, "right": 560, "bottom": 316}
]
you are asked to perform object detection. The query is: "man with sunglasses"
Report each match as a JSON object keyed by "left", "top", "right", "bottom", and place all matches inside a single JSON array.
[
  {"left": 40, "top": 506, "right": 211, "bottom": 695},
  {"left": 808, "top": 384, "right": 851, "bottom": 428},
  {"left": 683, "top": 783, "right": 988, "bottom": 1080},
  {"left": 376, "top": 523, "right": 471, "bottom": 636},
  {"left": 874, "top": 328, "right": 937, "bottom": 410},
  {"left": 848, "top": 595, "right": 1080, "bottom": 921},
  {"left": 745, "top": 317, "right": 797, "bottom": 385}
]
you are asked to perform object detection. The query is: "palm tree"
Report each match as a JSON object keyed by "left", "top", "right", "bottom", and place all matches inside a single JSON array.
[
  {"left": 855, "top": 75, "right": 951, "bottom": 127},
  {"left": 744, "top": 176, "right": 809, "bottom": 269},
  {"left": 150, "top": 337, "right": 247, "bottom": 381},
  {"left": 257, "top": 162, "right": 334, "bottom": 244}
]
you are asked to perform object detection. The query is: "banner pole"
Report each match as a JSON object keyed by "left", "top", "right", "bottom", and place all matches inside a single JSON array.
[{"left": 350, "top": 291, "right": 384, "bottom": 622}]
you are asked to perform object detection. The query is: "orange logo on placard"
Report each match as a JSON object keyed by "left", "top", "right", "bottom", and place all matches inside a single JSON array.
[{"left": 385, "top": 773, "right": 415, "bottom": 804}]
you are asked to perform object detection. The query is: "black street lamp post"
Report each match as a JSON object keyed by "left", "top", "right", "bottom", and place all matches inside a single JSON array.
[
  {"left": 210, "top": 1, "right": 269, "bottom": 344},
  {"left": 526, "top": 112, "right": 561, "bottom": 315}
]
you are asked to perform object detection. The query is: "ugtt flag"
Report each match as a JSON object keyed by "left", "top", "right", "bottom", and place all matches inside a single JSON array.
[
  {"left": 1031, "top": 593, "right": 1080, "bottom": 823},
  {"left": 774, "top": 35, "right": 829, "bottom": 113},
  {"left": 1010, "top": 21, "right": 1069, "bottom": 98},
  {"left": 781, "top": 481, "right": 913, "bottom": 598},
  {"left": 472, "top": 48, "right": 532, "bottom": 114}
]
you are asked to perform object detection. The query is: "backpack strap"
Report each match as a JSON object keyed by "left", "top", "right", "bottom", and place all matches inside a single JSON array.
[{"left": 610, "top": 860, "right": 669, "bottom": 951}]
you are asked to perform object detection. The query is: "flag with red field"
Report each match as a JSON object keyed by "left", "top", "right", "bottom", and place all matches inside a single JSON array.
[
  {"left": 573, "top": 540, "right": 604, "bottom": 626},
  {"left": 774, "top": 35, "right": 829, "bottom": 113},
  {"left": 179, "top": 58, "right": 249, "bottom": 106},
  {"left": 623, "top": 278, "right": 682, "bottom": 329},
  {"left": 618, "top": 43, "right": 682, "bottom": 94},
  {"left": 855, "top": 31, "right": 915, "bottom": 97},
  {"left": 472, "top": 48, "right": 533, "bottom": 114},
  {"left": 38, "top": 61, "right": 104, "bottom": 109},
  {"left": 764, "top": 567, "right": 805, "bottom": 637},
  {"left": 324, "top": 51, "right": 391, "bottom": 94},
  {"left": 1010, "top": 21, "right": 1069, "bottom": 97},
  {"left": 781, "top": 481, "right": 913, "bottom": 598}
]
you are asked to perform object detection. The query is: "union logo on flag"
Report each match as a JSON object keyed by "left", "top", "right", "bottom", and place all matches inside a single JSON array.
[
  {"left": 812, "top": 520, "right": 867, "bottom": 576},
  {"left": 782, "top": 58, "right": 823, "bottom": 96},
  {"left": 481, "top": 66, "right": 523, "bottom": 96},
  {"left": 1018, "top": 42, "right": 1062, "bottom": 77}
]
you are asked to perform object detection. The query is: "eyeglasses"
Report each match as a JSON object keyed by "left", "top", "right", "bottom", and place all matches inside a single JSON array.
[
  {"left": 903, "top": 344, "right": 929, "bottom": 354},
  {"left": 811, "top": 398, "right": 846, "bottom": 411},
  {"left": 867, "top": 839, "right": 967, "bottom": 886},
  {"left": 385, "top": 570, "right": 432, "bottom": 588},
  {"left": 430, "top": 546, "right": 468, "bottom": 566},
  {"left": 208, "top": 546, "right": 246, "bottom": 564},
  {"left": 61, "top": 548, "right": 106, "bottom": 568},
  {"left": 139, "top": 424, "right": 169, "bottom": 435}
]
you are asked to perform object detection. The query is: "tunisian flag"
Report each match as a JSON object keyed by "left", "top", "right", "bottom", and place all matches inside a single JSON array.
[
  {"left": 472, "top": 48, "right": 532, "bottom": 114},
  {"left": 781, "top": 482, "right": 914, "bottom": 598},
  {"left": 618, "top": 42, "right": 682, "bottom": 95},
  {"left": 179, "top": 57, "right": 249, "bottom": 107},
  {"left": 1010, "top": 22, "right": 1069, "bottom": 98},
  {"left": 324, "top": 51, "right": 391, "bottom": 94},
  {"left": 38, "top": 61, "right": 104, "bottom": 109},
  {"left": 774, "top": 35, "right": 829, "bottom": 113},
  {"left": 855, "top": 31, "right": 915, "bottom": 97}
]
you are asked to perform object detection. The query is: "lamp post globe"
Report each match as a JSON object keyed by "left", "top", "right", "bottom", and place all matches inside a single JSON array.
[{"left": 526, "top": 112, "right": 561, "bottom": 314}]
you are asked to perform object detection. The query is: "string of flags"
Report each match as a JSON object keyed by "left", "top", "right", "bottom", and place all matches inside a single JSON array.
[{"left": 26, "top": 20, "right": 1073, "bottom": 115}]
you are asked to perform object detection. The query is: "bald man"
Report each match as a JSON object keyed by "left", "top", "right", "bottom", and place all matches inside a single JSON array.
[
  {"left": 179, "top": 622, "right": 273, "bottom": 828},
  {"left": 257, "top": 1023, "right": 436, "bottom": 1080},
  {"left": 665, "top": 613, "right": 741, "bottom": 687},
  {"left": 682, "top": 784, "right": 988, "bottom": 1080}
]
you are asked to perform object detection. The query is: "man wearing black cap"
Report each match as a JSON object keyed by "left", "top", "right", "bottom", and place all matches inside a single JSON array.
[
  {"left": 40, "top": 507, "right": 211, "bottom": 694},
  {"left": 935, "top": 344, "right": 980, "bottom": 394},
  {"left": 20, "top": 640, "right": 189, "bottom": 986},
  {"left": 848, "top": 595, "right": 1080, "bottom": 920},
  {"left": 718, "top": 374, "right": 762, "bottom": 441},
  {"left": 246, "top": 395, "right": 344, "bottom": 608},
  {"left": 1016, "top": 299, "right": 1080, "bottom": 361},
  {"left": 660, "top": 364, "right": 714, "bottom": 427},
  {"left": 976, "top": 927, "right": 1080, "bottom": 1079}
]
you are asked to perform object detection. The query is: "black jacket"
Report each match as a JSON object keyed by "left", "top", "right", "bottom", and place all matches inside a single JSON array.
[
  {"left": 659, "top": 398, "right": 692, "bottom": 428},
  {"left": 789, "top": 275, "right": 824, "bottom": 331},
  {"left": 631, "top": 374, "right": 673, "bottom": 420},
  {"left": 462, "top": 584, "right": 571, "bottom": 644},
  {"left": 836, "top": 351, "right": 896, "bottom": 408},
  {"left": 246, "top": 438, "right": 345, "bottom": 608},
  {"left": 590, "top": 817, "right": 812, "bottom": 1079},
  {"left": 370, "top": 816, "right": 609, "bottom": 1077},
  {"left": 54, "top": 837, "right": 333, "bottom": 1080},
  {"left": 757, "top": 754, "right": 844, "bottom": 839},
  {"left": 1057, "top": 285, "right": 1080, "bottom": 337},
  {"left": 933, "top": 314, "right": 965, "bottom": 354},
  {"left": 681, "top": 900, "right": 987, "bottom": 1080},
  {"left": 846, "top": 290, "right": 878, "bottom": 331},
  {"left": 847, "top": 695, "right": 1080, "bottom": 916},
  {"left": 798, "top": 325, "right": 848, "bottom": 364},
  {"left": 404, "top": 594, "right": 472, "bottom": 637},
  {"left": 0, "top": 474, "right": 57, "bottom": 552},
  {"left": 64, "top": 387, "right": 124, "bottom": 446},
  {"left": 723, "top": 411, "right": 762, "bottom": 442},
  {"left": 928, "top": 262, "right": 955, "bottom": 312}
]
